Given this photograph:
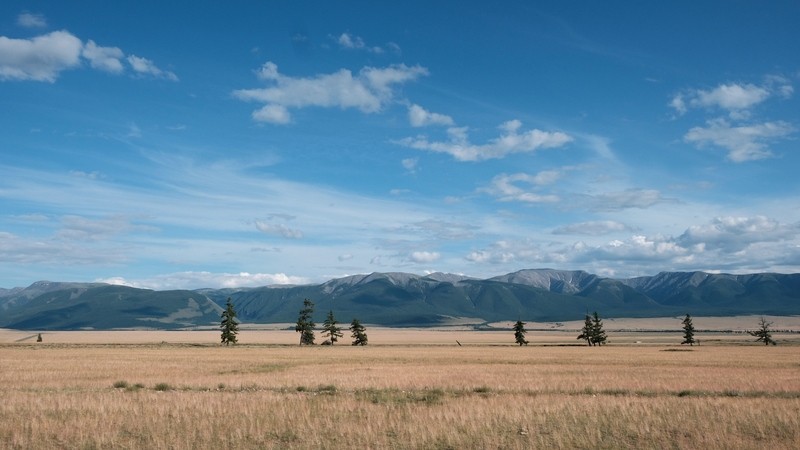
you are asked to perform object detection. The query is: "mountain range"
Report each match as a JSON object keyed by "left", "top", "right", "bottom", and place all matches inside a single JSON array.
[{"left": 1, "top": 269, "right": 799, "bottom": 330}]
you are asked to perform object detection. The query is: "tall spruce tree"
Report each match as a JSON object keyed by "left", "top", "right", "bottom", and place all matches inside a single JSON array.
[
  {"left": 350, "top": 318, "right": 368, "bottom": 346},
  {"left": 220, "top": 297, "right": 239, "bottom": 346},
  {"left": 681, "top": 314, "right": 697, "bottom": 346},
  {"left": 590, "top": 311, "right": 607, "bottom": 346},
  {"left": 577, "top": 314, "right": 594, "bottom": 346},
  {"left": 513, "top": 320, "right": 528, "bottom": 346},
  {"left": 295, "top": 298, "right": 316, "bottom": 345},
  {"left": 321, "top": 310, "right": 343, "bottom": 344},
  {"left": 748, "top": 316, "right": 777, "bottom": 346}
]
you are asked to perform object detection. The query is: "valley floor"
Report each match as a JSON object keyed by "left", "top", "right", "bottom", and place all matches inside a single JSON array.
[{"left": 1, "top": 340, "right": 799, "bottom": 449}]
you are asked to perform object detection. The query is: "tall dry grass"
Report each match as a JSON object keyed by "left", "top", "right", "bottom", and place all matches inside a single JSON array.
[{"left": 1, "top": 343, "right": 799, "bottom": 449}]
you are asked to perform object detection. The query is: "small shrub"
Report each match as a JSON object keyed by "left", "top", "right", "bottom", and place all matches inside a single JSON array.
[
  {"left": 154, "top": 383, "right": 173, "bottom": 392},
  {"left": 296, "top": 386, "right": 308, "bottom": 392},
  {"left": 316, "top": 384, "right": 337, "bottom": 394},
  {"left": 112, "top": 380, "right": 129, "bottom": 389},
  {"left": 473, "top": 386, "right": 492, "bottom": 394},
  {"left": 217, "top": 383, "right": 226, "bottom": 390}
]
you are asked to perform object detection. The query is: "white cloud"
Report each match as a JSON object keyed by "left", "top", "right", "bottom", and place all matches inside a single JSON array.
[
  {"left": 401, "top": 157, "right": 418, "bottom": 173},
  {"left": 0, "top": 30, "right": 82, "bottom": 82},
  {"left": 253, "top": 104, "right": 291, "bottom": 124},
  {"left": 0, "top": 30, "right": 177, "bottom": 82},
  {"left": 552, "top": 220, "right": 632, "bottom": 236},
  {"left": 481, "top": 172, "right": 562, "bottom": 203},
  {"left": 127, "top": 55, "right": 179, "bottom": 81},
  {"left": 684, "top": 118, "right": 794, "bottom": 162},
  {"left": 99, "top": 271, "right": 309, "bottom": 290},
  {"left": 586, "top": 188, "right": 670, "bottom": 211},
  {"left": 254, "top": 220, "right": 304, "bottom": 239},
  {"left": 670, "top": 80, "right": 791, "bottom": 117},
  {"left": 82, "top": 40, "right": 124, "bottom": 73},
  {"left": 399, "top": 120, "right": 572, "bottom": 161},
  {"left": 678, "top": 216, "right": 799, "bottom": 252},
  {"left": 17, "top": 12, "right": 47, "bottom": 29},
  {"left": 408, "top": 104, "right": 454, "bottom": 127},
  {"left": 335, "top": 33, "right": 384, "bottom": 53},
  {"left": 693, "top": 83, "right": 770, "bottom": 111},
  {"left": 409, "top": 251, "right": 441, "bottom": 263},
  {"left": 234, "top": 62, "right": 428, "bottom": 124}
]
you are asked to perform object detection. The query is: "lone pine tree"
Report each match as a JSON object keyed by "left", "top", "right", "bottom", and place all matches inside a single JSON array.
[
  {"left": 577, "top": 314, "right": 594, "bottom": 346},
  {"left": 513, "top": 320, "right": 528, "bottom": 346},
  {"left": 749, "top": 316, "right": 777, "bottom": 346},
  {"left": 350, "top": 318, "right": 368, "bottom": 346},
  {"left": 321, "top": 310, "right": 343, "bottom": 344},
  {"left": 295, "top": 298, "right": 316, "bottom": 345},
  {"left": 681, "top": 314, "right": 697, "bottom": 346},
  {"left": 220, "top": 297, "right": 239, "bottom": 346},
  {"left": 590, "top": 311, "right": 607, "bottom": 346}
]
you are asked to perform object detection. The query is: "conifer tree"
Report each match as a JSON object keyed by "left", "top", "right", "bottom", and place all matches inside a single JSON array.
[
  {"left": 220, "top": 297, "right": 239, "bottom": 346},
  {"left": 748, "top": 316, "right": 777, "bottom": 346},
  {"left": 295, "top": 298, "right": 316, "bottom": 345},
  {"left": 681, "top": 314, "right": 696, "bottom": 346},
  {"left": 577, "top": 314, "right": 594, "bottom": 346},
  {"left": 350, "top": 318, "right": 368, "bottom": 346},
  {"left": 590, "top": 311, "right": 607, "bottom": 346},
  {"left": 513, "top": 320, "right": 528, "bottom": 346},
  {"left": 321, "top": 310, "right": 343, "bottom": 344}
]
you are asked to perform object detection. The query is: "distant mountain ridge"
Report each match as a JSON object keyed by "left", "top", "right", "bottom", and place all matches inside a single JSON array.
[{"left": 1, "top": 269, "right": 799, "bottom": 330}]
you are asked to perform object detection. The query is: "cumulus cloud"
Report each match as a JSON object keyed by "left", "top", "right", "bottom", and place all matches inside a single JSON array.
[
  {"left": 481, "top": 172, "right": 562, "bottom": 203},
  {"left": 552, "top": 220, "right": 632, "bottom": 236},
  {"left": 678, "top": 216, "right": 799, "bottom": 252},
  {"left": 254, "top": 220, "right": 304, "bottom": 239},
  {"left": 671, "top": 78, "right": 795, "bottom": 162},
  {"left": 398, "top": 120, "right": 572, "bottom": 161},
  {"left": 409, "top": 251, "right": 441, "bottom": 263},
  {"left": 684, "top": 118, "right": 794, "bottom": 162},
  {"left": 670, "top": 80, "right": 791, "bottom": 117},
  {"left": 408, "top": 104, "right": 454, "bottom": 127},
  {"left": 82, "top": 40, "right": 124, "bottom": 73},
  {"left": 0, "top": 30, "right": 177, "bottom": 82},
  {"left": 335, "top": 33, "right": 384, "bottom": 53},
  {"left": 233, "top": 62, "right": 428, "bottom": 124},
  {"left": 17, "top": 12, "right": 47, "bottom": 28},
  {"left": 127, "top": 55, "right": 178, "bottom": 81},
  {"left": 0, "top": 30, "right": 82, "bottom": 82},
  {"left": 465, "top": 215, "right": 800, "bottom": 276}
]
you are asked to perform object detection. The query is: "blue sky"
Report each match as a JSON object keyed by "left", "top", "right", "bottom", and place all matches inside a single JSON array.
[{"left": 1, "top": 1, "right": 799, "bottom": 289}]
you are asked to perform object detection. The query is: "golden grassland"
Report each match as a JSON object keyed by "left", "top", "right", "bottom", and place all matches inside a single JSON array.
[{"left": 1, "top": 327, "right": 799, "bottom": 449}]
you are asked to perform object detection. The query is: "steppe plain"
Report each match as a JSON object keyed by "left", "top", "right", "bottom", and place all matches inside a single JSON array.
[{"left": 1, "top": 316, "right": 799, "bottom": 449}]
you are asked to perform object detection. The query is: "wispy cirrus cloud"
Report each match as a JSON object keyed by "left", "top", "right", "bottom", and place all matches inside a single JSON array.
[
  {"left": 233, "top": 62, "right": 427, "bottom": 124},
  {"left": 552, "top": 220, "right": 633, "bottom": 236},
  {"left": 398, "top": 119, "right": 572, "bottom": 161}
]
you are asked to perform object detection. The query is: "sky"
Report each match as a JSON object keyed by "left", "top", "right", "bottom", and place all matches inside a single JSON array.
[{"left": 1, "top": 1, "right": 799, "bottom": 290}]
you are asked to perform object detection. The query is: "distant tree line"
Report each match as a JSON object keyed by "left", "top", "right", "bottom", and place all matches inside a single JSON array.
[{"left": 218, "top": 298, "right": 777, "bottom": 348}]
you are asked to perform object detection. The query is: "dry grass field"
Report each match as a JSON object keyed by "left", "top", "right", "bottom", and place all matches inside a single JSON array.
[{"left": 1, "top": 323, "right": 799, "bottom": 449}]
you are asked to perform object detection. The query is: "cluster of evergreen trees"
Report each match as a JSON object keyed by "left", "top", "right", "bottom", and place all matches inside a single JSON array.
[{"left": 219, "top": 297, "right": 368, "bottom": 346}]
